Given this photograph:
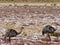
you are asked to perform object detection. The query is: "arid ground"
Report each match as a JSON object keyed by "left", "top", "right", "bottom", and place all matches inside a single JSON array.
[{"left": 0, "top": 3, "right": 60, "bottom": 45}]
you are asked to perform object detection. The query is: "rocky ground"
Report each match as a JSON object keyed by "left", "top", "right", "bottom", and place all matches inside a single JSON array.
[{"left": 0, "top": 3, "right": 60, "bottom": 45}]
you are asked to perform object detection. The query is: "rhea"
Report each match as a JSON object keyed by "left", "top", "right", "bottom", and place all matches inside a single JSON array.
[
  {"left": 4, "top": 27, "right": 24, "bottom": 42},
  {"left": 42, "top": 25, "right": 56, "bottom": 40}
]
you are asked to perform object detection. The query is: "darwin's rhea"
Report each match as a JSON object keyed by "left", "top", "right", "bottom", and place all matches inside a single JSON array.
[
  {"left": 4, "top": 27, "right": 24, "bottom": 41},
  {"left": 42, "top": 25, "right": 56, "bottom": 40}
]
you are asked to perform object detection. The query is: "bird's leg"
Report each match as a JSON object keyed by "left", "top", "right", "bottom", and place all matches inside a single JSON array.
[
  {"left": 4, "top": 36, "right": 6, "bottom": 43},
  {"left": 9, "top": 37, "right": 11, "bottom": 42},
  {"left": 9, "top": 37, "right": 11, "bottom": 45},
  {"left": 47, "top": 33, "right": 51, "bottom": 41},
  {"left": 42, "top": 31, "right": 44, "bottom": 35}
]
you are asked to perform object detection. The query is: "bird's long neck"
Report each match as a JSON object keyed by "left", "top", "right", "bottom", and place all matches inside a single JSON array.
[{"left": 17, "top": 28, "right": 23, "bottom": 35}]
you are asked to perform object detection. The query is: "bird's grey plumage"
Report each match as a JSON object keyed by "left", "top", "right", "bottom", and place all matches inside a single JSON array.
[
  {"left": 5, "top": 29, "right": 19, "bottom": 37},
  {"left": 4, "top": 27, "right": 24, "bottom": 42},
  {"left": 42, "top": 25, "right": 56, "bottom": 40},
  {"left": 42, "top": 25, "right": 56, "bottom": 35}
]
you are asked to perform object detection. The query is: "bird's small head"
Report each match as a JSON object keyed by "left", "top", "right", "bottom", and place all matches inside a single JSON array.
[
  {"left": 18, "top": 27, "right": 24, "bottom": 34},
  {"left": 20, "top": 27, "right": 24, "bottom": 30}
]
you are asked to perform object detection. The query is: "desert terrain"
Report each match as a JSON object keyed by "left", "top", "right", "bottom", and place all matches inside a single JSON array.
[{"left": 0, "top": 3, "right": 60, "bottom": 45}]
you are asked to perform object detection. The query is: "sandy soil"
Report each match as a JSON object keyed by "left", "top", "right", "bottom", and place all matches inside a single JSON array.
[{"left": 0, "top": 4, "right": 60, "bottom": 45}]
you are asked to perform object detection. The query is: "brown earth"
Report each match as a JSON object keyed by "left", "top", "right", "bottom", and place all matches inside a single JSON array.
[
  {"left": 0, "top": 5, "right": 60, "bottom": 35},
  {"left": 0, "top": 4, "right": 60, "bottom": 45}
]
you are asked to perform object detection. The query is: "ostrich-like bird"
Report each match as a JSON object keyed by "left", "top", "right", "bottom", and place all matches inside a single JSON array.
[
  {"left": 4, "top": 27, "right": 24, "bottom": 42},
  {"left": 42, "top": 25, "right": 56, "bottom": 40}
]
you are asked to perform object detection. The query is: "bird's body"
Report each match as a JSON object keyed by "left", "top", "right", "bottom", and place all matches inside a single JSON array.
[
  {"left": 4, "top": 27, "right": 24, "bottom": 42},
  {"left": 5, "top": 29, "right": 19, "bottom": 37},
  {"left": 42, "top": 25, "right": 56, "bottom": 40},
  {"left": 42, "top": 25, "right": 56, "bottom": 35}
]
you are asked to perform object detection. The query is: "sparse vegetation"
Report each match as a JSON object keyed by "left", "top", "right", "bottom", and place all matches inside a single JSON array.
[{"left": 0, "top": 2, "right": 60, "bottom": 45}]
